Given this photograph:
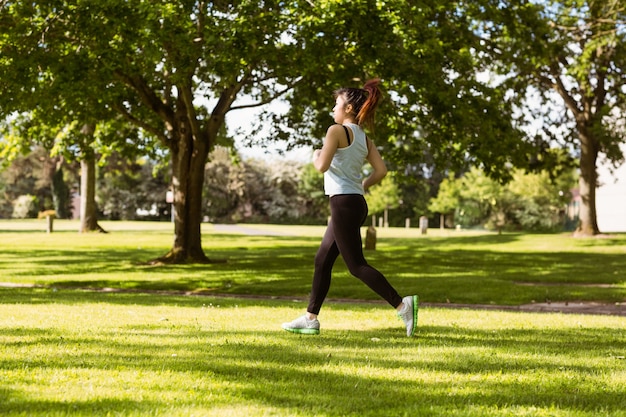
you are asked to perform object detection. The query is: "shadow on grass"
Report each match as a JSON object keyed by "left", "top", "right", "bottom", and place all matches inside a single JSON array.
[
  {"left": 2, "top": 233, "right": 626, "bottom": 306},
  {"left": 1, "top": 309, "right": 624, "bottom": 416},
  {"left": 0, "top": 393, "right": 163, "bottom": 417},
  {"left": 0, "top": 288, "right": 250, "bottom": 307}
]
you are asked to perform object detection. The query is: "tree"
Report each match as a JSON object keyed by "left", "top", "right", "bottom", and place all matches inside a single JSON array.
[
  {"left": 275, "top": 1, "right": 533, "bottom": 183},
  {"left": 297, "top": 163, "right": 328, "bottom": 224},
  {"left": 431, "top": 165, "right": 577, "bottom": 232},
  {"left": 7, "top": 117, "right": 144, "bottom": 231},
  {"left": 0, "top": 2, "right": 144, "bottom": 232},
  {"left": 256, "top": 158, "right": 304, "bottom": 222},
  {"left": 0, "top": 0, "right": 342, "bottom": 262},
  {"left": 428, "top": 173, "right": 463, "bottom": 229},
  {"left": 365, "top": 174, "right": 401, "bottom": 227},
  {"left": 204, "top": 148, "right": 316, "bottom": 224},
  {"left": 478, "top": 0, "right": 626, "bottom": 235},
  {"left": 2, "top": 0, "right": 537, "bottom": 262},
  {"left": 0, "top": 147, "right": 54, "bottom": 218}
]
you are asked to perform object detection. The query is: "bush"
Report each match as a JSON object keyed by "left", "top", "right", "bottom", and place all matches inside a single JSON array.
[{"left": 11, "top": 195, "right": 39, "bottom": 219}]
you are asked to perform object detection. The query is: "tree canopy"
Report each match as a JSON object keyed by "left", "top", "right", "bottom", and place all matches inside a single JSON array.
[
  {"left": 476, "top": 0, "right": 626, "bottom": 235},
  {"left": 2, "top": 0, "right": 559, "bottom": 261}
]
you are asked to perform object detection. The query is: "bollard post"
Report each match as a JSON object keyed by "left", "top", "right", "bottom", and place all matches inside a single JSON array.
[
  {"left": 365, "top": 225, "right": 377, "bottom": 250},
  {"left": 419, "top": 216, "right": 428, "bottom": 235},
  {"left": 46, "top": 215, "right": 54, "bottom": 233}
]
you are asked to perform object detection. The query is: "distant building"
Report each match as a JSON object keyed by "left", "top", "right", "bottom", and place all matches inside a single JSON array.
[{"left": 596, "top": 147, "right": 626, "bottom": 233}]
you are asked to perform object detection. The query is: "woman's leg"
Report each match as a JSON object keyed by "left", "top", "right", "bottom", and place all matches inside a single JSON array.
[
  {"left": 307, "top": 218, "right": 340, "bottom": 315},
  {"left": 330, "top": 195, "right": 403, "bottom": 308}
]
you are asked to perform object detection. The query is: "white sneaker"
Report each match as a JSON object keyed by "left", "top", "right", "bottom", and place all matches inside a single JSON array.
[
  {"left": 282, "top": 315, "right": 320, "bottom": 335},
  {"left": 398, "top": 295, "right": 418, "bottom": 337}
]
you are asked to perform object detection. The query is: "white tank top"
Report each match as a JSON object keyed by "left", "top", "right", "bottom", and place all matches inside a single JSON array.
[{"left": 324, "top": 123, "right": 368, "bottom": 196}]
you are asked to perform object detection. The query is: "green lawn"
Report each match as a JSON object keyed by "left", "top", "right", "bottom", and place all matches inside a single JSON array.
[
  {"left": 1, "top": 219, "right": 625, "bottom": 306},
  {"left": 1, "top": 220, "right": 625, "bottom": 416}
]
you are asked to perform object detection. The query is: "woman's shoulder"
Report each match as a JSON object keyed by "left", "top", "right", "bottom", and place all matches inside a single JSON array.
[
  {"left": 326, "top": 124, "right": 347, "bottom": 133},
  {"left": 326, "top": 124, "right": 350, "bottom": 142}
]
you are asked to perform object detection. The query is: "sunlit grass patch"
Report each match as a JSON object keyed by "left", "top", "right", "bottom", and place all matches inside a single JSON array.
[
  {"left": 1, "top": 220, "right": 625, "bottom": 307},
  {"left": 1, "top": 291, "right": 625, "bottom": 416}
]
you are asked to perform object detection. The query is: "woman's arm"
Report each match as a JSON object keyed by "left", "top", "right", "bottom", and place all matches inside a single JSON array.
[
  {"left": 362, "top": 138, "right": 387, "bottom": 192},
  {"left": 312, "top": 125, "right": 343, "bottom": 173}
]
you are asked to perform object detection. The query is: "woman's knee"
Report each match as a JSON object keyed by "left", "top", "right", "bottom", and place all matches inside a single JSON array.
[{"left": 346, "top": 261, "right": 369, "bottom": 277}]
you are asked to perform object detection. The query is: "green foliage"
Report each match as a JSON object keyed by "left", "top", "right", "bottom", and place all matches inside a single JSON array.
[
  {"left": 5, "top": 0, "right": 621, "bottom": 239},
  {"left": 203, "top": 147, "right": 243, "bottom": 222},
  {"left": 275, "top": 0, "right": 533, "bottom": 181},
  {"left": 431, "top": 166, "right": 577, "bottom": 232},
  {"left": 0, "top": 147, "right": 62, "bottom": 218},
  {"left": 1, "top": 0, "right": 557, "bottom": 257},
  {"left": 428, "top": 172, "right": 463, "bottom": 215},
  {"left": 387, "top": 175, "right": 432, "bottom": 227},
  {"left": 476, "top": 0, "right": 626, "bottom": 234},
  {"left": 0, "top": 122, "right": 25, "bottom": 165},
  {"left": 365, "top": 173, "right": 401, "bottom": 215},
  {"left": 2, "top": 144, "right": 580, "bottom": 228}
]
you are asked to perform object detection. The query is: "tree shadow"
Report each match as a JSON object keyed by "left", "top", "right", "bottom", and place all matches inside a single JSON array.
[{"left": 2, "top": 232, "right": 625, "bottom": 306}]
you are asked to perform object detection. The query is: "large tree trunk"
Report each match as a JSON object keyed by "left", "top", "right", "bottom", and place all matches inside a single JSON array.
[
  {"left": 575, "top": 129, "right": 601, "bottom": 236},
  {"left": 40, "top": 153, "right": 67, "bottom": 217},
  {"left": 155, "top": 115, "right": 212, "bottom": 264},
  {"left": 79, "top": 154, "right": 100, "bottom": 232},
  {"left": 79, "top": 124, "right": 106, "bottom": 233},
  {"left": 119, "top": 74, "right": 237, "bottom": 264},
  {"left": 51, "top": 157, "right": 70, "bottom": 219}
]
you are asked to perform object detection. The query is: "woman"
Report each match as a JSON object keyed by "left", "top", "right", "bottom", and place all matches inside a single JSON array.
[{"left": 282, "top": 79, "right": 418, "bottom": 337}]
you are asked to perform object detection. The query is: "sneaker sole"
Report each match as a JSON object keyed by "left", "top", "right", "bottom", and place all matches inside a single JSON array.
[
  {"left": 409, "top": 295, "right": 419, "bottom": 337},
  {"left": 282, "top": 327, "right": 320, "bottom": 335}
]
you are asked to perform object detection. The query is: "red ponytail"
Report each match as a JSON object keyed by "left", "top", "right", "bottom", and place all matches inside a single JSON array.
[{"left": 357, "top": 79, "right": 382, "bottom": 131}]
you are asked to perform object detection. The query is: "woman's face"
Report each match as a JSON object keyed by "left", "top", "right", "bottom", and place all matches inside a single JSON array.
[{"left": 332, "top": 94, "right": 350, "bottom": 124}]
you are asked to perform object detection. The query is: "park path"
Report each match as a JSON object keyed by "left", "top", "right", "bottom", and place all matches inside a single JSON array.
[{"left": 212, "top": 224, "right": 293, "bottom": 236}]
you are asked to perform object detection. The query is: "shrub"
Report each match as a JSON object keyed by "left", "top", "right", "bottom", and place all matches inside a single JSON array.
[{"left": 11, "top": 195, "right": 39, "bottom": 219}]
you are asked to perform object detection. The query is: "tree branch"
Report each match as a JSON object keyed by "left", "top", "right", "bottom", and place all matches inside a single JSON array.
[
  {"left": 179, "top": 77, "right": 203, "bottom": 142},
  {"left": 230, "top": 78, "right": 301, "bottom": 110},
  {"left": 113, "top": 70, "right": 176, "bottom": 130},
  {"left": 549, "top": 64, "right": 582, "bottom": 119},
  {"left": 112, "top": 102, "right": 168, "bottom": 146}
]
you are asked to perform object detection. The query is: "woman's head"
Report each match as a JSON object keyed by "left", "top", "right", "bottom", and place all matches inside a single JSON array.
[{"left": 333, "top": 79, "right": 382, "bottom": 130}]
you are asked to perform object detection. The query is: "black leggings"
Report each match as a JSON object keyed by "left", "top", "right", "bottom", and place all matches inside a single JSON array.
[{"left": 307, "top": 194, "right": 403, "bottom": 315}]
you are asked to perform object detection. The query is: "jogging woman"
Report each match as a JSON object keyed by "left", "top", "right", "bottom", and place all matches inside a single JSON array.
[{"left": 282, "top": 79, "right": 418, "bottom": 337}]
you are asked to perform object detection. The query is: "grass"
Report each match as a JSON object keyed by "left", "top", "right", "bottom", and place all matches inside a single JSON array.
[
  {"left": 1, "top": 219, "right": 625, "bottom": 305},
  {"left": 1, "top": 290, "right": 625, "bottom": 416},
  {"left": 1, "top": 220, "right": 625, "bottom": 416}
]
